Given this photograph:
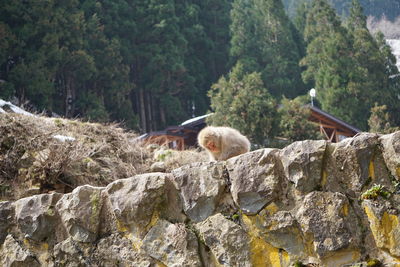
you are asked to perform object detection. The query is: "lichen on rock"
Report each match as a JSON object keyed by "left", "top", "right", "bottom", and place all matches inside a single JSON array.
[{"left": 2, "top": 115, "right": 400, "bottom": 267}]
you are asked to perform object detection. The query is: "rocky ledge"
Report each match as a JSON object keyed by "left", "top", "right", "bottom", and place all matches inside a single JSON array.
[{"left": 1, "top": 131, "right": 400, "bottom": 267}]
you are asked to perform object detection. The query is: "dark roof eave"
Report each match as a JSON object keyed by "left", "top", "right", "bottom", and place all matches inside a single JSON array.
[{"left": 310, "top": 105, "right": 361, "bottom": 134}]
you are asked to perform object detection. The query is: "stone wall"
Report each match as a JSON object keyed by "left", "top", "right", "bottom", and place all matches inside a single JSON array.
[{"left": 1, "top": 132, "right": 400, "bottom": 267}]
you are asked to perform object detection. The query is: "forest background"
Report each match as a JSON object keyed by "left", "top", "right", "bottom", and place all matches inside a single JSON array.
[{"left": 1, "top": 0, "right": 400, "bottom": 145}]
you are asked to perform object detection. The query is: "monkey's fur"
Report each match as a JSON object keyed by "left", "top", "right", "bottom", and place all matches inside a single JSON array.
[{"left": 197, "top": 126, "right": 251, "bottom": 161}]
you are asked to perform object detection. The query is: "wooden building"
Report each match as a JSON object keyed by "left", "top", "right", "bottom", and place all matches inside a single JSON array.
[
  {"left": 139, "top": 114, "right": 209, "bottom": 150},
  {"left": 140, "top": 108, "right": 361, "bottom": 149},
  {"left": 309, "top": 106, "right": 361, "bottom": 142}
]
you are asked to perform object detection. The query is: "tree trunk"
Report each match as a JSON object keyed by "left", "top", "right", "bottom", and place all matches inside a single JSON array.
[
  {"left": 65, "top": 77, "right": 72, "bottom": 117},
  {"left": 160, "top": 104, "right": 166, "bottom": 128},
  {"left": 145, "top": 91, "right": 152, "bottom": 131},
  {"left": 139, "top": 89, "right": 147, "bottom": 132},
  {"left": 151, "top": 92, "right": 158, "bottom": 130}
]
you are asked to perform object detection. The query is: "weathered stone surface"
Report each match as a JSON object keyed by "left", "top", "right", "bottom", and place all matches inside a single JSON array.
[
  {"left": 103, "top": 173, "right": 167, "bottom": 237},
  {"left": 363, "top": 199, "right": 400, "bottom": 257},
  {"left": 296, "top": 192, "right": 361, "bottom": 258},
  {"left": 226, "top": 149, "right": 284, "bottom": 215},
  {"left": 53, "top": 237, "right": 90, "bottom": 266},
  {"left": 324, "top": 133, "right": 391, "bottom": 194},
  {"left": 280, "top": 140, "right": 327, "bottom": 193},
  {"left": 0, "top": 234, "right": 40, "bottom": 267},
  {"left": 380, "top": 131, "right": 400, "bottom": 180},
  {"left": 56, "top": 185, "right": 104, "bottom": 242},
  {"left": 245, "top": 206, "right": 306, "bottom": 257},
  {"left": 91, "top": 234, "right": 154, "bottom": 267},
  {"left": 196, "top": 213, "right": 252, "bottom": 267},
  {"left": 0, "top": 201, "right": 14, "bottom": 245},
  {"left": 15, "top": 193, "right": 62, "bottom": 241},
  {"left": 142, "top": 220, "right": 201, "bottom": 267},
  {"left": 150, "top": 161, "right": 166, "bottom": 172},
  {"left": 2, "top": 130, "right": 400, "bottom": 267},
  {"left": 171, "top": 162, "right": 227, "bottom": 222}
]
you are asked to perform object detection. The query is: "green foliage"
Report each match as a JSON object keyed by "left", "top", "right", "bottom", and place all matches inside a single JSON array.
[
  {"left": 0, "top": 0, "right": 232, "bottom": 132},
  {"left": 366, "top": 258, "right": 382, "bottom": 267},
  {"left": 293, "top": 261, "right": 306, "bottom": 267},
  {"left": 0, "top": 0, "right": 398, "bottom": 134},
  {"left": 361, "top": 184, "right": 390, "bottom": 200},
  {"left": 208, "top": 63, "right": 279, "bottom": 146},
  {"left": 278, "top": 97, "right": 322, "bottom": 142},
  {"left": 283, "top": 0, "right": 400, "bottom": 21},
  {"left": 300, "top": 0, "right": 400, "bottom": 131},
  {"left": 230, "top": 0, "right": 305, "bottom": 98},
  {"left": 368, "top": 104, "right": 399, "bottom": 134}
]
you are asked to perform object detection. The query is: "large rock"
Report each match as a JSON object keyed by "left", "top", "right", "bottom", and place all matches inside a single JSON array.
[
  {"left": 0, "top": 235, "right": 40, "bottom": 267},
  {"left": 295, "top": 192, "right": 361, "bottom": 259},
  {"left": 196, "top": 213, "right": 252, "bottom": 267},
  {"left": 0, "top": 201, "right": 14, "bottom": 245},
  {"left": 52, "top": 237, "right": 91, "bottom": 266},
  {"left": 242, "top": 205, "right": 307, "bottom": 257},
  {"left": 226, "top": 149, "right": 284, "bottom": 215},
  {"left": 56, "top": 185, "right": 104, "bottom": 242},
  {"left": 363, "top": 199, "right": 400, "bottom": 257},
  {"left": 171, "top": 162, "right": 227, "bottom": 222},
  {"left": 91, "top": 234, "right": 155, "bottom": 266},
  {"left": 324, "top": 133, "right": 391, "bottom": 194},
  {"left": 280, "top": 140, "right": 327, "bottom": 193},
  {"left": 1, "top": 130, "right": 400, "bottom": 267},
  {"left": 142, "top": 220, "right": 201, "bottom": 267},
  {"left": 380, "top": 131, "right": 400, "bottom": 180},
  {"left": 15, "top": 193, "right": 62, "bottom": 242},
  {"left": 103, "top": 173, "right": 168, "bottom": 237}
]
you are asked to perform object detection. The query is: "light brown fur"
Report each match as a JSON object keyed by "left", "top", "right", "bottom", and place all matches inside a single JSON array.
[{"left": 197, "top": 126, "right": 251, "bottom": 161}]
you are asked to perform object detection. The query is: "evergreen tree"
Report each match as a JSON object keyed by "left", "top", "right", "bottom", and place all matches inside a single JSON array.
[
  {"left": 230, "top": 0, "right": 305, "bottom": 98},
  {"left": 278, "top": 96, "right": 322, "bottom": 142},
  {"left": 208, "top": 63, "right": 278, "bottom": 145},
  {"left": 190, "top": 0, "right": 232, "bottom": 115},
  {"left": 345, "top": 0, "right": 390, "bottom": 129},
  {"left": 0, "top": 0, "right": 58, "bottom": 109},
  {"left": 368, "top": 103, "right": 399, "bottom": 134},
  {"left": 301, "top": 0, "right": 359, "bottom": 127},
  {"left": 375, "top": 32, "right": 400, "bottom": 127}
]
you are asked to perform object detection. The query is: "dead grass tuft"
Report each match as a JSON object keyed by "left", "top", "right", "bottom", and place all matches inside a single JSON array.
[
  {"left": 0, "top": 113, "right": 209, "bottom": 201},
  {"left": 153, "top": 147, "right": 209, "bottom": 172},
  {"left": 0, "top": 113, "right": 151, "bottom": 200}
]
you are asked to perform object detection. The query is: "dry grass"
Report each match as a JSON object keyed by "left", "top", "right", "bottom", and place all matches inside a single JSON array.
[
  {"left": 0, "top": 113, "right": 152, "bottom": 200},
  {"left": 0, "top": 113, "right": 209, "bottom": 200},
  {"left": 154, "top": 147, "right": 209, "bottom": 172}
]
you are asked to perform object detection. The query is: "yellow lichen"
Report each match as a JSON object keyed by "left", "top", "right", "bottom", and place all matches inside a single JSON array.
[
  {"left": 243, "top": 214, "right": 290, "bottom": 267},
  {"left": 90, "top": 191, "right": 101, "bottom": 227},
  {"left": 342, "top": 203, "right": 349, "bottom": 217},
  {"left": 265, "top": 202, "right": 279, "bottom": 216},
  {"left": 364, "top": 206, "right": 400, "bottom": 252},
  {"left": 321, "top": 249, "right": 360, "bottom": 267},
  {"left": 41, "top": 242, "right": 49, "bottom": 250},
  {"left": 22, "top": 239, "right": 51, "bottom": 264},
  {"left": 369, "top": 160, "right": 375, "bottom": 180},
  {"left": 321, "top": 170, "right": 328, "bottom": 187},
  {"left": 144, "top": 211, "right": 159, "bottom": 233},
  {"left": 116, "top": 219, "right": 129, "bottom": 233},
  {"left": 382, "top": 212, "right": 399, "bottom": 249},
  {"left": 125, "top": 232, "right": 143, "bottom": 251},
  {"left": 156, "top": 261, "right": 168, "bottom": 267}
]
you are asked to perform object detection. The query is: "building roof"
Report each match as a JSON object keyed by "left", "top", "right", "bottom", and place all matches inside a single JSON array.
[
  {"left": 180, "top": 114, "right": 211, "bottom": 127},
  {"left": 309, "top": 105, "right": 361, "bottom": 134}
]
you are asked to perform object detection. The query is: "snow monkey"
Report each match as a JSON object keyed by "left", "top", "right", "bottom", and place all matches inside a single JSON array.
[{"left": 197, "top": 126, "right": 251, "bottom": 161}]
